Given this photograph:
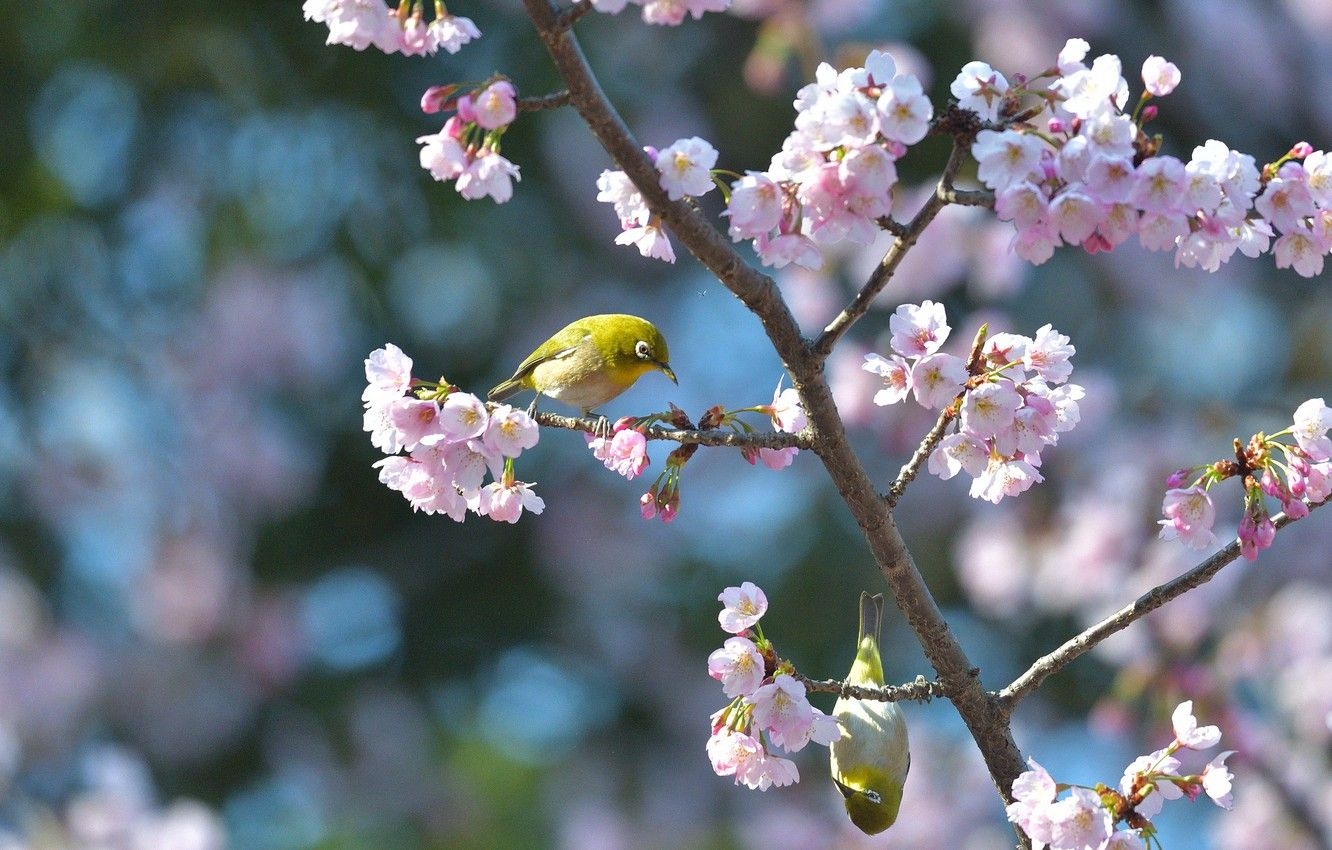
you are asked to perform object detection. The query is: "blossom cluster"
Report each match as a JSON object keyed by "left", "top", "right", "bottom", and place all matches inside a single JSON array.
[
  {"left": 417, "top": 79, "right": 521, "bottom": 203},
  {"left": 1158, "top": 397, "right": 1331, "bottom": 559},
  {"left": 597, "top": 136, "right": 720, "bottom": 262},
  {"left": 363, "top": 344, "right": 545, "bottom": 522},
  {"left": 723, "top": 50, "right": 933, "bottom": 270},
  {"left": 583, "top": 0, "right": 731, "bottom": 26},
  {"left": 973, "top": 39, "right": 1332, "bottom": 277},
  {"left": 863, "top": 301, "right": 1082, "bottom": 504},
  {"left": 304, "top": 0, "right": 480, "bottom": 55},
  {"left": 1008, "top": 701, "right": 1234, "bottom": 850},
  {"left": 706, "top": 583, "right": 840, "bottom": 790}
]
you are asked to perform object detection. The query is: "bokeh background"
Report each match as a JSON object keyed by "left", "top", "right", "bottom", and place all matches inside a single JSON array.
[{"left": 1, "top": 0, "right": 1331, "bottom": 847}]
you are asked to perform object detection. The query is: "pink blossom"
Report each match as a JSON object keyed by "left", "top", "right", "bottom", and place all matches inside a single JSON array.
[
  {"left": 387, "top": 398, "right": 446, "bottom": 451},
  {"left": 717, "top": 582, "right": 767, "bottom": 633},
  {"left": 995, "top": 182, "right": 1050, "bottom": 228},
  {"left": 706, "top": 728, "right": 764, "bottom": 781},
  {"left": 950, "top": 61, "right": 1009, "bottom": 122},
  {"left": 970, "top": 456, "right": 1043, "bottom": 504},
  {"left": 929, "top": 432, "right": 989, "bottom": 481},
  {"left": 456, "top": 149, "right": 521, "bottom": 203},
  {"left": 597, "top": 169, "right": 649, "bottom": 227},
  {"left": 1106, "top": 829, "right": 1146, "bottom": 850},
  {"left": 477, "top": 479, "right": 545, "bottom": 523},
  {"left": 1272, "top": 226, "right": 1327, "bottom": 278},
  {"left": 707, "top": 636, "right": 765, "bottom": 697},
  {"left": 746, "top": 752, "right": 798, "bottom": 790},
  {"left": 972, "top": 130, "right": 1044, "bottom": 191},
  {"left": 1130, "top": 156, "right": 1187, "bottom": 213},
  {"left": 615, "top": 222, "right": 676, "bottom": 263},
  {"left": 1172, "top": 700, "right": 1222, "bottom": 750},
  {"left": 364, "top": 398, "right": 408, "bottom": 454},
  {"left": 725, "top": 173, "right": 784, "bottom": 240},
  {"left": 1141, "top": 55, "right": 1181, "bottom": 96},
  {"left": 587, "top": 428, "right": 650, "bottom": 480},
  {"left": 1202, "top": 750, "right": 1235, "bottom": 810},
  {"left": 876, "top": 74, "right": 932, "bottom": 145},
  {"left": 863, "top": 352, "right": 912, "bottom": 406},
  {"left": 656, "top": 137, "right": 718, "bottom": 200},
  {"left": 1048, "top": 786, "right": 1113, "bottom": 850},
  {"left": 1158, "top": 486, "right": 1218, "bottom": 549},
  {"left": 1025, "top": 324, "right": 1076, "bottom": 383},
  {"left": 417, "top": 128, "right": 468, "bottom": 182},
  {"left": 757, "top": 446, "right": 798, "bottom": 470},
  {"left": 960, "top": 382, "right": 1023, "bottom": 438},
  {"left": 482, "top": 404, "right": 539, "bottom": 458},
  {"left": 363, "top": 344, "right": 414, "bottom": 405},
  {"left": 1292, "top": 398, "right": 1332, "bottom": 460},
  {"left": 427, "top": 13, "right": 480, "bottom": 54},
  {"left": 438, "top": 392, "right": 489, "bottom": 441},
  {"left": 754, "top": 232, "right": 821, "bottom": 269},
  {"left": 749, "top": 674, "right": 814, "bottom": 750},
  {"left": 910, "top": 353, "right": 968, "bottom": 410},
  {"left": 765, "top": 382, "right": 807, "bottom": 433},
  {"left": 1120, "top": 748, "right": 1182, "bottom": 818},
  {"left": 1006, "top": 758, "right": 1057, "bottom": 848},
  {"left": 473, "top": 81, "right": 517, "bottom": 130},
  {"left": 889, "top": 300, "right": 951, "bottom": 357}
]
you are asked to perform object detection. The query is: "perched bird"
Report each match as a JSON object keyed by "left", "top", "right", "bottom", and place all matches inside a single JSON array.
[
  {"left": 488, "top": 314, "right": 676, "bottom": 416},
  {"left": 830, "top": 592, "right": 910, "bottom": 835}
]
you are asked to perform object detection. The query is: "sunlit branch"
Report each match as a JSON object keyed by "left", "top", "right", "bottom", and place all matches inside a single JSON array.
[
  {"left": 811, "top": 139, "right": 970, "bottom": 362},
  {"left": 531, "top": 410, "right": 811, "bottom": 449},
  {"left": 554, "top": 0, "right": 594, "bottom": 29},
  {"left": 998, "top": 499, "right": 1330, "bottom": 710},
  {"left": 796, "top": 672, "right": 946, "bottom": 703}
]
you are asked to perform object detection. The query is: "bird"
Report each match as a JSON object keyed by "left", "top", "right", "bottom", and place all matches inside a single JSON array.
[
  {"left": 488, "top": 313, "right": 676, "bottom": 417},
  {"left": 830, "top": 591, "right": 910, "bottom": 835}
]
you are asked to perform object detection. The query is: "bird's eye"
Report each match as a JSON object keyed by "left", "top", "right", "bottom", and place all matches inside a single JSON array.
[
  {"left": 635, "top": 340, "right": 651, "bottom": 359},
  {"left": 864, "top": 790, "right": 882, "bottom": 805}
]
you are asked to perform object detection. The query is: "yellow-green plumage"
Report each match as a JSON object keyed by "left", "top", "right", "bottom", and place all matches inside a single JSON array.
[
  {"left": 830, "top": 592, "right": 910, "bottom": 835},
  {"left": 488, "top": 314, "right": 676, "bottom": 415}
]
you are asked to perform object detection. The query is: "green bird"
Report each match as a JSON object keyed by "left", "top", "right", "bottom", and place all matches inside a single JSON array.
[
  {"left": 488, "top": 314, "right": 676, "bottom": 416},
  {"left": 830, "top": 592, "right": 910, "bottom": 835}
]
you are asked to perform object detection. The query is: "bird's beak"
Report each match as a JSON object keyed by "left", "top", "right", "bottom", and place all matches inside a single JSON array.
[{"left": 658, "top": 361, "right": 677, "bottom": 384}]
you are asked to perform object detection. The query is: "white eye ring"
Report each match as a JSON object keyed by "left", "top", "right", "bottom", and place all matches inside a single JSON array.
[{"left": 635, "top": 340, "right": 651, "bottom": 359}]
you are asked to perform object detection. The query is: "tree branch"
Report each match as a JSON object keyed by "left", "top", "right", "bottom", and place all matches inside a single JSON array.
[
  {"left": 531, "top": 410, "right": 811, "bottom": 449},
  {"left": 517, "top": 90, "right": 572, "bottom": 112},
  {"left": 998, "top": 499, "right": 1329, "bottom": 710},
  {"left": 810, "top": 139, "right": 970, "bottom": 362},
  {"left": 520, "top": 5, "right": 1028, "bottom": 836},
  {"left": 796, "top": 672, "right": 946, "bottom": 703}
]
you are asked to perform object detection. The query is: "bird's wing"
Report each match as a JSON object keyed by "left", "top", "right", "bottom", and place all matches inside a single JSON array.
[{"left": 504, "top": 333, "right": 589, "bottom": 384}]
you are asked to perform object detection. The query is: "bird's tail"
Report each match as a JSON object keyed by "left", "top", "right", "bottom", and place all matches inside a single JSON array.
[
  {"left": 487, "top": 378, "right": 522, "bottom": 402},
  {"left": 850, "top": 592, "right": 886, "bottom": 687}
]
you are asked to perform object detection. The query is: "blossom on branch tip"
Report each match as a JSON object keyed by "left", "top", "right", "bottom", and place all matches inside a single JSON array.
[
  {"left": 707, "top": 636, "right": 765, "bottom": 697},
  {"left": 1171, "top": 700, "right": 1222, "bottom": 750},
  {"left": 717, "top": 582, "right": 767, "bottom": 633}
]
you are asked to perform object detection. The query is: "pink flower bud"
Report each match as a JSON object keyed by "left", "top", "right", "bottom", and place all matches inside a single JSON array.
[
  {"left": 1165, "top": 468, "right": 1191, "bottom": 489},
  {"left": 1291, "top": 141, "right": 1314, "bottom": 159},
  {"left": 420, "top": 85, "right": 454, "bottom": 114},
  {"left": 1141, "top": 104, "right": 1158, "bottom": 122},
  {"left": 639, "top": 491, "right": 658, "bottom": 519}
]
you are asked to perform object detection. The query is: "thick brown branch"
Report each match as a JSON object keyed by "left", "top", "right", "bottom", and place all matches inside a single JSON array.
[
  {"left": 796, "top": 672, "right": 946, "bottom": 703},
  {"left": 811, "top": 140, "right": 970, "bottom": 362},
  {"left": 520, "top": 5, "right": 1028, "bottom": 835},
  {"left": 998, "top": 500, "right": 1329, "bottom": 709}
]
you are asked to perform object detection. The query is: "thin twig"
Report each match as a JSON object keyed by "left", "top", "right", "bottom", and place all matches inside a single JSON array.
[
  {"left": 531, "top": 410, "right": 811, "bottom": 449},
  {"left": 998, "top": 499, "right": 1329, "bottom": 710},
  {"left": 796, "top": 672, "right": 946, "bottom": 703},
  {"left": 886, "top": 407, "right": 954, "bottom": 509},
  {"left": 518, "top": 90, "right": 572, "bottom": 112},
  {"left": 811, "top": 140, "right": 970, "bottom": 362}
]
